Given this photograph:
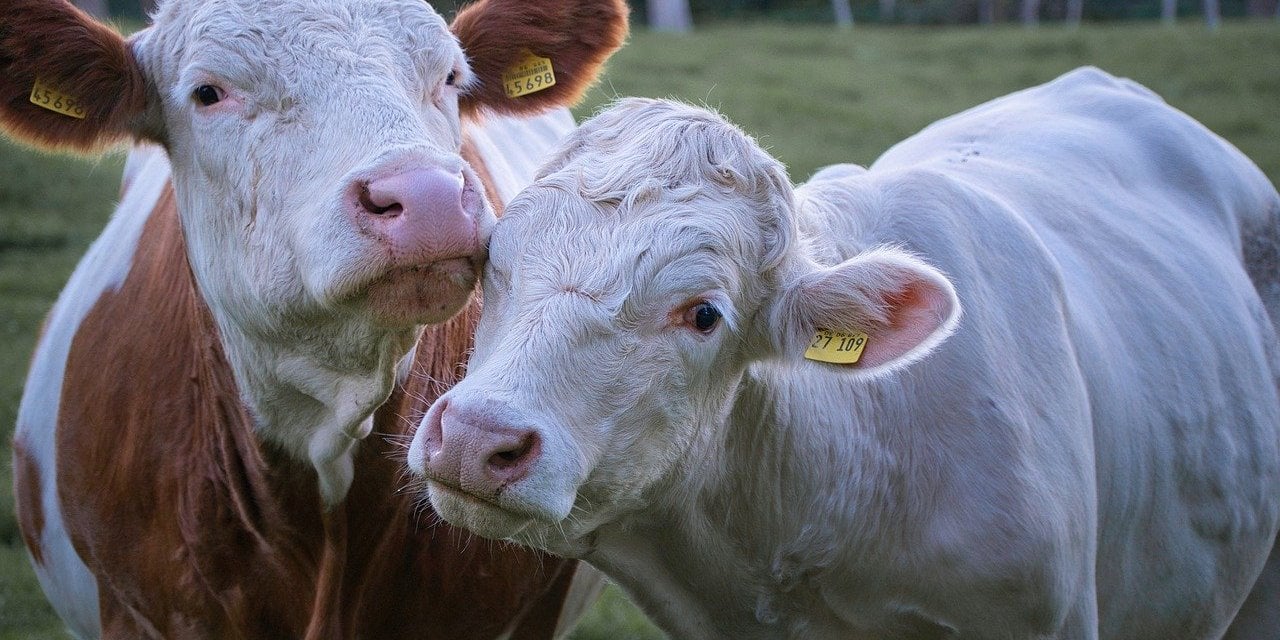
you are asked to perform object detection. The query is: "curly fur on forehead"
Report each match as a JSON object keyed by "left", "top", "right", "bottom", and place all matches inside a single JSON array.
[
  {"left": 145, "top": 0, "right": 459, "bottom": 102},
  {"left": 534, "top": 98, "right": 799, "bottom": 273}
]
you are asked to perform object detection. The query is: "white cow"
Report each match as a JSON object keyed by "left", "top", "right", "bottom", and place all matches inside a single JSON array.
[{"left": 409, "top": 67, "right": 1280, "bottom": 638}]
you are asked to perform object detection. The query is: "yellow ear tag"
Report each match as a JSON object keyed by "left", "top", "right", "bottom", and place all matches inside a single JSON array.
[
  {"left": 30, "top": 77, "right": 87, "bottom": 119},
  {"left": 501, "top": 53, "right": 556, "bottom": 99},
  {"left": 804, "top": 329, "right": 869, "bottom": 365}
]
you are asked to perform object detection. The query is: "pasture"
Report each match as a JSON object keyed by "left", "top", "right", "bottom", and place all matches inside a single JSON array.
[{"left": 2, "top": 20, "right": 1277, "bottom": 639}]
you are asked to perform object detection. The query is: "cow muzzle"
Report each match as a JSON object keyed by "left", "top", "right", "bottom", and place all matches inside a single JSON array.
[
  {"left": 348, "top": 164, "right": 494, "bottom": 326},
  {"left": 415, "top": 397, "right": 542, "bottom": 498},
  {"left": 407, "top": 394, "right": 584, "bottom": 540}
]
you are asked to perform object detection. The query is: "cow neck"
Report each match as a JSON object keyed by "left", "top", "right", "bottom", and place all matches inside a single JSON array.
[
  {"left": 586, "top": 367, "right": 908, "bottom": 638},
  {"left": 167, "top": 207, "right": 422, "bottom": 508},
  {"left": 581, "top": 376, "right": 778, "bottom": 638},
  {"left": 209, "top": 301, "right": 420, "bottom": 507}
]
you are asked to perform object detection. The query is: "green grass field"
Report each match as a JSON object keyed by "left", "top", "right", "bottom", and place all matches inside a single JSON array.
[{"left": 2, "top": 20, "right": 1278, "bottom": 639}]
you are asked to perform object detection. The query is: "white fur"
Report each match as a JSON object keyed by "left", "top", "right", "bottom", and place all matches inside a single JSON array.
[
  {"left": 16, "top": 144, "right": 171, "bottom": 639},
  {"left": 414, "top": 69, "right": 1280, "bottom": 638}
]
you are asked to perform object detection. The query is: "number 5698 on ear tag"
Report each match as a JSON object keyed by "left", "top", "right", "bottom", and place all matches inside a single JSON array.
[
  {"left": 30, "top": 77, "right": 87, "bottom": 119},
  {"left": 804, "top": 329, "right": 868, "bottom": 364},
  {"left": 502, "top": 53, "right": 556, "bottom": 98}
]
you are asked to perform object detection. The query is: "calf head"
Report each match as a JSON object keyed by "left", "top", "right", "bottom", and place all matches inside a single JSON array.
[
  {"left": 0, "top": 0, "right": 627, "bottom": 504},
  {"left": 408, "top": 99, "right": 960, "bottom": 551}
]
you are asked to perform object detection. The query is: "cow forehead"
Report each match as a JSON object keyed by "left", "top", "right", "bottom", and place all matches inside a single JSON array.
[
  {"left": 167, "top": 0, "right": 449, "bottom": 39},
  {"left": 494, "top": 98, "right": 795, "bottom": 301},
  {"left": 494, "top": 186, "right": 763, "bottom": 314},
  {"left": 153, "top": 0, "right": 457, "bottom": 87}
]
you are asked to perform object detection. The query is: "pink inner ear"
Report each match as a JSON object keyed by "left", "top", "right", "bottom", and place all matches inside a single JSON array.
[{"left": 856, "top": 279, "right": 954, "bottom": 370}]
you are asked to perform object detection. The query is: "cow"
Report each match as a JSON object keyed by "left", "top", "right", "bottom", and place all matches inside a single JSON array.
[
  {"left": 4, "top": 0, "right": 627, "bottom": 637},
  {"left": 407, "top": 67, "right": 1280, "bottom": 639}
]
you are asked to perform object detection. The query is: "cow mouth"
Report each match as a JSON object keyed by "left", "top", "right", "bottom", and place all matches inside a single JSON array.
[
  {"left": 426, "top": 480, "right": 537, "bottom": 540},
  {"left": 364, "top": 257, "right": 480, "bottom": 327}
]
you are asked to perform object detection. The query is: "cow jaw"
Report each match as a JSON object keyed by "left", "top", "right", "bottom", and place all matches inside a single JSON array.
[
  {"left": 425, "top": 483, "right": 538, "bottom": 539},
  {"left": 423, "top": 472, "right": 607, "bottom": 557},
  {"left": 364, "top": 259, "right": 479, "bottom": 327}
]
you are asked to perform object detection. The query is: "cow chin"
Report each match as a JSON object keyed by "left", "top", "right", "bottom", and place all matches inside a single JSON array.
[
  {"left": 365, "top": 258, "right": 479, "bottom": 327},
  {"left": 427, "top": 481, "right": 536, "bottom": 541}
]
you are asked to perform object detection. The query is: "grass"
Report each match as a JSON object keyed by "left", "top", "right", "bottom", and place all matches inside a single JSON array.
[
  {"left": 2, "top": 19, "right": 1277, "bottom": 639},
  {"left": 576, "top": 20, "right": 1280, "bottom": 182}
]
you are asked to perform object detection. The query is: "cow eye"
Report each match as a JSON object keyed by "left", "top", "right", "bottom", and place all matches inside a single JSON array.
[
  {"left": 445, "top": 71, "right": 457, "bottom": 87},
  {"left": 688, "top": 302, "right": 722, "bottom": 333},
  {"left": 193, "top": 85, "right": 223, "bottom": 106}
]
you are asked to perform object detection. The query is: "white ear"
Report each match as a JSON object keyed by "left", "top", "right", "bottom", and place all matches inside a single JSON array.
[{"left": 770, "top": 247, "right": 960, "bottom": 377}]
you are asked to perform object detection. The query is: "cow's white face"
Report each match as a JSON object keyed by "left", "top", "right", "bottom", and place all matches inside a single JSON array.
[
  {"left": 407, "top": 99, "right": 960, "bottom": 551},
  {"left": 416, "top": 183, "right": 777, "bottom": 548},
  {"left": 138, "top": 0, "right": 485, "bottom": 337},
  {"left": 1, "top": 0, "right": 628, "bottom": 504}
]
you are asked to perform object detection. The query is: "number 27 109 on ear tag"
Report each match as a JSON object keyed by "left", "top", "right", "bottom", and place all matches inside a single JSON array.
[{"left": 805, "top": 329, "right": 868, "bottom": 364}]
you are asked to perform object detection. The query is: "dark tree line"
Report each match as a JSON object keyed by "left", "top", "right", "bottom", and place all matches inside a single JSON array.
[
  {"left": 637, "top": 0, "right": 1275, "bottom": 25},
  {"left": 76, "top": 0, "right": 1278, "bottom": 26}
]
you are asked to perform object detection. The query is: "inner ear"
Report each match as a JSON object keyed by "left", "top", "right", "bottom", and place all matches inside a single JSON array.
[
  {"left": 773, "top": 248, "right": 961, "bottom": 376},
  {"left": 857, "top": 277, "right": 957, "bottom": 369}
]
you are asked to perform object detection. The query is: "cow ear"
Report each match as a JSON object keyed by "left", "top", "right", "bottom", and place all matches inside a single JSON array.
[
  {"left": 0, "top": 0, "right": 152, "bottom": 153},
  {"left": 769, "top": 248, "right": 961, "bottom": 377},
  {"left": 451, "top": 0, "right": 629, "bottom": 118}
]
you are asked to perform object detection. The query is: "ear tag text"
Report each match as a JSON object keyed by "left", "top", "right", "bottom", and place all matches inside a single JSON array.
[
  {"left": 30, "top": 78, "right": 87, "bottom": 119},
  {"left": 804, "top": 329, "right": 868, "bottom": 364},
  {"left": 502, "top": 53, "right": 556, "bottom": 99}
]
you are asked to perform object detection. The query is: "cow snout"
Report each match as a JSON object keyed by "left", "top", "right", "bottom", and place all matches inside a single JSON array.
[
  {"left": 417, "top": 398, "right": 542, "bottom": 499},
  {"left": 352, "top": 167, "right": 484, "bottom": 267}
]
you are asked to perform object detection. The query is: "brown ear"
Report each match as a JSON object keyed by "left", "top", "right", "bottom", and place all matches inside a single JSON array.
[
  {"left": 452, "top": 0, "right": 628, "bottom": 118},
  {"left": 0, "top": 0, "right": 150, "bottom": 153}
]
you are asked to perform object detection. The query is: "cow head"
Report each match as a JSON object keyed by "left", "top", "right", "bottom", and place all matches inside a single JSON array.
[
  {"left": 407, "top": 99, "right": 959, "bottom": 551},
  {"left": 0, "top": 0, "right": 627, "bottom": 504}
]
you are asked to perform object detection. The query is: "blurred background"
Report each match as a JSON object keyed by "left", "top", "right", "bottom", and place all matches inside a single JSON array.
[
  {"left": 2, "top": 2, "right": 1277, "bottom": 639},
  {"left": 69, "top": 0, "right": 1280, "bottom": 28}
]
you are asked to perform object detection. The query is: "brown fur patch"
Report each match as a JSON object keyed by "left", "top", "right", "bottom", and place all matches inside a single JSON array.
[
  {"left": 12, "top": 437, "right": 46, "bottom": 566},
  {"left": 453, "top": 0, "right": 629, "bottom": 118},
  {"left": 53, "top": 183, "right": 585, "bottom": 636},
  {"left": 461, "top": 134, "right": 504, "bottom": 218},
  {"left": 0, "top": 0, "right": 151, "bottom": 153}
]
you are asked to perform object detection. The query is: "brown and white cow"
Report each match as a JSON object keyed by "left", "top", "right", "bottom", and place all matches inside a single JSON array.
[
  {"left": 409, "top": 70, "right": 1280, "bottom": 638},
  {"left": 4, "top": 0, "right": 626, "bottom": 637}
]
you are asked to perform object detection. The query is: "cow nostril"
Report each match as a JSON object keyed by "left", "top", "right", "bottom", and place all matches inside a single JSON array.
[
  {"left": 492, "top": 450, "right": 521, "bottom": 465},
  {"left": 358, "top": 182, "right": 401, "bottom": 216},
  {"left": 487, "top": 431, "right": 538, "bottom": 471}
]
